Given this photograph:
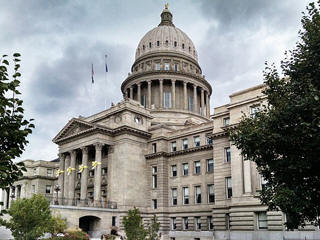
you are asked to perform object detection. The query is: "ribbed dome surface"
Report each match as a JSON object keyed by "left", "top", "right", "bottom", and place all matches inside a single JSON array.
[{"left": 135, "top": 9, "right": 198, "bottom": 61}]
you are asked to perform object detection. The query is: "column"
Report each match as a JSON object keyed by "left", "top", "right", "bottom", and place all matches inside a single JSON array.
[
  {"left": 147, "top": 80, "right": 152, "bottom": 108},
  {"left": 171, "top": 79, "right": 176, "bottom": 109},
  {"left": 63, "top": 154, "right": 70, "bottom": 205},
  {"left": 244, "top": 160, "right": 252, "bottom": 193},
  {"left": 183, "top": 81, "right": 188, "bottom": 110},
  {"left": 1, "top": 189, "right": 5, "bottom": 211},
  {"left": 193, "top": 84, "right": 198, "bottom": 113},
  {"left": 206, "top": 92, "right": 210, "bottom": 117},
  {"left": 159, "top": 79, "right": 163, "bottom": 108},
  {"left": 58, "top": 153, "right": 65, "bottom": 204},
  {"left": 68, "top": 150, "right": 76, "bottom": 205},
  {"left": 94, "top": 143, "right": 103, "bottom": 207},
  {"left": 130, "top": 87, "right": 133, "bottom": 99},
  {"left": 201, "top": 88, "right": 205, "bottom": 116},
  {"left": 80, "top": 147, "right": 89, "bottom": 206},
  {"left": 137, "top": 83, "right": 141, "bottom": 104}
]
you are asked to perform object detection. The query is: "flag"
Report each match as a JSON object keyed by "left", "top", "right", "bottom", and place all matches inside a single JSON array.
[
  {"left": 91, "top": 63, "right": 94, "bottom": 84},
  {"left": 105, "top": 54, "right": 108, "bottom": 72}
]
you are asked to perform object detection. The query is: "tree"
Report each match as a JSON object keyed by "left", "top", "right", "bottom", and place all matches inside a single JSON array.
[
  {"left": 146, "top": 215, "right": 160, "bottom": 240},
  {"left": 229, "top": 1, "right": 320, "bottom": 229},
  {"left": 48, "top": 213, "right": 67, "bottom": 236},
  {"left": 0, "top": 53, "right": 34, "bottom": 188},
  {"left": 123, "top": 207, "right": 147, "bottom": 240},
  {"left": 0, "top": 194, "right": 53, "bottom": 240}
]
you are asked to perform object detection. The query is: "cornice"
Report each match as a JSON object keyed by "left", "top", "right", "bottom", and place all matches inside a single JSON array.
[
  {"left": 19, "top": 175, "right": 58, "bottom": 181},
  {"left": 145, "top": 144, "right": 213, "bottom": 159}
]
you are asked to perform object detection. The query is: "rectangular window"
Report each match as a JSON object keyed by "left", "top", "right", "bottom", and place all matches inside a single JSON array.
[
  {"left": 171, "top": 141, "right": 177, "bottom": 152},
  {"left": 152, "top": 199, "right": 157, "bottom": 209},
  {"left": 171, "top": 217, "right": 177, "bottom": 230},
  {"left": 33, "top": 168, "right": 37, "bottom": 175},
  {"left": 152, "top": 143, "right": 157, "bottom": 153},
  {"left": 174, "top": 63, "right": 179, "bottom": 71},
  {"left": 183, "top": 217, "right": 189, "bottom": 230},
  {"left": 155, "top": 63, "right": 160, "bottom": 70},
  {"left": 193, "top": 136, "right": 200, "bottom": 147},
  {"left": 250, "top": 105, "right": 260, "bottom": 118},
  {"left": 206, "top": 136, "right": 213, "bottom": 145},
  {"left": 77, "top": 172, "right": 81, "bottom": 179},
  {"left": 45, "top": 185, "right": 51, "bottom": 194},
  {"left": 226, "top": 177, "right": 232, "bottom": 199},
  {"left": 112, "top": 216, "right": 117, "bottom": 226},
  {"left": 152, "top": 166, "right": 157, "bottom": 189},
  {"left": 164, "top": 92, "right": 172, "bottom": 108},
  {"left": 257, "top": 212, "right": 268, "bottom": 230},
  {"left": 32, "top": 185, "right": 35, "bottom": 193},
  {"left": 223, "top": 117, "right": 230, "bottom": 126},
  {"left": 183, "top": 187, "right": 189, "bottom": 205},
  {"left": 195, "top": 186, "right": 201, "bottom": 204},
  {"left": 164, "top": 63, "right": 170, "bottom": 70},
  {"left": 226, "top": 213, "right": 230, "bottom": 230},
  {"left": 182, "top": 163, "right": 188, "bottom": 176},
  {"left": 172, "top": 188, "right": 177, "bottom": 205},
  {"left": 195, "top": 217, "right": 201, "bottom": 230},
  {"left": 194, "top": 161, "right": 201, "bottom": 174},
  {"left": 207, "top": 159, "right": 214, "bottom": 173},
  {"left": 261, "top": 176, "right": 267, "bottom": 190},
  {"left": 225, "top": 147, "right": 231, "bottom": 163},
  {"left": 208, "top": 184, "right": 215, "bottom": 203},
  {"left": 89, "top": 170, "right": 94, "bottom": 177},
  {"left": 188, "top": 96, "right": 193, "bottom": 111},
  {"left": 47, "top": 168, "right": 53, "bottom": 177},
  {"left": 172, "top": 165, "right": 177, "bottom": 177},
  {"left": 102, "top": 168, "right": 107, "bottom": 176},
  {"left": 141, "top": 95, "right": 146, "bottom": 107},
  {"left": 182, "top": 139, "right": 188, "bottom": 150},
  {"left": 208, "top": 216, "right": 213, "bottom": 230}
]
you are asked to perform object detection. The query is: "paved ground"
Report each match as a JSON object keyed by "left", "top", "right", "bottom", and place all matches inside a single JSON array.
[{"left": 0, "top": 226, "right": 13, "bottom": 240}]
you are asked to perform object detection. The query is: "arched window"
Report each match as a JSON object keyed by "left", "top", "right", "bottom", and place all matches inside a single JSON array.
[
  {"left": 182, "top": 43, "right": 185, "bottom": 49},
  {"left": 189, "top": 46, "right": 191, "bottom": 52},
  {"left": 174, "top": 41, "right": 177, "bottom": 47},
  {"left": 143, "top": 45, "right": 145, "bottom": 50},
  {"left": 165, "top": 40, "right": 169, "bottom": 46},
  {"left": 157, "top": 41, "right": 160, "bottom": 46},
  {"left": 149, "top": 42, "right": 152, "bottom": 48}
]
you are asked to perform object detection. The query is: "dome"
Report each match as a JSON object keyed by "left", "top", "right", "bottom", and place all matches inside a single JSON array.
[{"left": 135, "top": 7, "right": 198, "bottom": 61}]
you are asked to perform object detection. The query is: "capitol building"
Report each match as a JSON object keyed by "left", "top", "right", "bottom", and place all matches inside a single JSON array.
[{"left": 2, "top": 5, "right": 319, "bottom": 240}]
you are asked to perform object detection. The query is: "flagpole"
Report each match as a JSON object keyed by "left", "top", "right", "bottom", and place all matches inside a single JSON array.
[
  {"left": 105, "top": 54, "right": 108, "bottom": 110},
  {"left": 91, "top": 63, "right": 95, "bottom": 117}
]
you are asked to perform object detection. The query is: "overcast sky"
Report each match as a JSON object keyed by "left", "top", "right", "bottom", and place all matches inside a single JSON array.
[{"left": 1, "top": 0, "right": 312, "bottom": 161}]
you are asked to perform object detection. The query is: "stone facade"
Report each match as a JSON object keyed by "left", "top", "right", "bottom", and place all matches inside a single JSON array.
[{"left": 3, "top": 5, "right": 320, "bottom": 240}]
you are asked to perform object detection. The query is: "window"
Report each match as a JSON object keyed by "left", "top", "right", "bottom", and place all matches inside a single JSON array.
[
  {"left": 102, "top": 168, "right": 107, "bottom": 176},
  {"left": 226, "top": 213, "right": 230, "bottom": 230},
  {"left": 250, "top": 105, "right": 260, "bottom": 118},
  {"left": 226, "top": 177, "right": 232, "bottom": 199},
  {"left": 195, "top": 217, "right": 201, "bottom": 230},
  {"left": 172, "top": 165, "right": 177, "bottom": 177},
  {"left": 188, "top": 96, "right": 193, "bottom": 111},
  {"left": 149, "top": 42, "right": 152, "bottom": 48},
  {"left": 183, "top": 187, "right": 189, "bottom": 204},
  {"left": 182, "top": 43, "right": 185, "bottom": 49},
  {"left": 155, "top": 63, "right": 160, "bottom": 70},
  {"left": 172, "top": 188, "right": 177, "bottom": 205},
  {"left": 174, "top": 63, "right": 179, "bottom": 71},
  {"left": 152, "top": 166, "right": 157, "bottom": 189},
  {"left": 174, "top": 41, "right": 177, "bottom": 47},
  {"left": 182, "top": 139, "right": 188, "bottom": 150},
  {"left": 152, "top": 143, "right": 157, "bottom": 153},
  {"left": 165, "top": 40, "right": 169, "bottom": 46},
  {"left": 208, "top": 184, "right": 215, "bottom": 203},
  {"left": 257, "top": 212, "right": 268, "bottom": 230},
  {"left": 112, "top": 216, "right": 117, "bottom": 226},
  {"left": 260, "top": 176, "right": 267, "bottom": 190},
  {"left": 194, "top": 136, "right": 200, "bottom": 147},
  {"left": 164, "top": 63, "right": 170, "bottom": 70},
  {"left": 157, "top": 41, "right": 160, "bottom": 46},
  {"left": 206, "top": 136, "right": 213, "bottom": 145},
  {"left": 189, "top": 46, "right": 191, "bottom": 52},
  {"left": 32, "top": 185, "right": 35, "bottom": 193},
  {"left": 208, "top": 216, "right": 213, "bottom": 230},
  {"left": 225, "top": 147, "right": 231, "bottom": 163},
  {"left": 170, "top": 238, "right": 175, "bottom": 240},
  {"left": 164, "top": 92, "right": 172, "bottom": 108},
  {"left": 77, "top": 173, "right": 81, "bottom": 179},
  {"left": 182, "top": 163, "right": 188, "bottom": 176},
  {"left": 183, "top": 217, "right": 189, "bottom": 230},
  {"left": 207, "top": 159, "right": 214, "bottom": 173},
  {"left": 45, "top": 185, "right": 51, "bottom": 194},
  {"left": 171, "top": 217, "right": 177, "bottom": 230},
  {"left": 152, "top": 199, "right": 157, "bottom": 209},
  {"left": 33, "top": 168, "right": 37, "bottom": 175},
  {"left": 171, "top": 141, "right": 177, "bottom": 152},
  {"left": 194, "top": 161, "right": 201, "bottom": 174},
  {"left": 223, "top": 117, "right": 230, "bottom": 126},
  {"left": 134, "top": 116, "right": 142, "bottom": 124},
  {"left": 89, "top": 170, "right": 94, "bottom": 177},
  {"left": 47, "top": 168, "right": 53, "bottom": 177},
  {"left": 141, "top": 95, "right": 146, "bottom": 107},
  {"left": 195, "top": 186, "right": 201, "bottom": 204},
  {"left": 102, "top": 190, "right": 106, "bottom": 196},
  {"left": 143, "top": 45, "right": 145, "bottom": 50}
]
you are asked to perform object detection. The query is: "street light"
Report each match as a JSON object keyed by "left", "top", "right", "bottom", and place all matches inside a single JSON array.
[{"left": 54, "top": 184, "right": 61, "bottom": 205}]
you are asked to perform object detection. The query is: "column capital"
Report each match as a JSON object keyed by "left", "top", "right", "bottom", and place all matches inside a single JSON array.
[
  {"left": 147, "top": 80, "right": 152, "bottom": 84},
  {"left": 69, "top": 150, "right": 77, "bottom": 157},
  {"left": 183, "top": 81, "right": 188, "bottom": 86},
  {"left": 159, "top": 79, "right": 163, "bottom": 83},
  {"left": 94, "top": 143, "right": 103, "bottom": 151},
  {"left": 58, "top": 153, "right": 66, "bottom": 160},
  {"left": 130, "top": 86, "right": 133, "bottom": 89},
  {"left": 193, "top": 84, "right": 197, "bottom": 89},
  {"left": 81, "top": 146, "right": 89, "bottom": 154},
  {"left": 201, "top": 88, "right": 205, "bottom": 93},
  {"left": 137, "top": 82, "right": 141, "bottom": 86},
  {"left": 171, "top": 79, "right": 176, "bottom": 83}
]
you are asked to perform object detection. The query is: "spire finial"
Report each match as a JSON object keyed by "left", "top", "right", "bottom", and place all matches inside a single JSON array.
[
  {"left": 165, "top": 3, "right": 169, "bottom": 9},
  {"left": 159, "top": 3, "right": 174, "bottom": 27}
]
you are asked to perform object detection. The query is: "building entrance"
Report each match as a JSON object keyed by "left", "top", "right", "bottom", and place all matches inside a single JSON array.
[{"left": 79, "top": 215, "right": 101, "bottom": 235}]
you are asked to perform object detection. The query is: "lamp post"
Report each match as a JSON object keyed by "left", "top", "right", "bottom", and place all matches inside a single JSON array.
[{"left": 54, "top": 184, "right": 61, "bottom": 205}]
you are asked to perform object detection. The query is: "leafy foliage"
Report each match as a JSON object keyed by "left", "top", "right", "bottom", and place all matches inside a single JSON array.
[
  {"left": 146, "top": 215, "right": 160, "bottom": 240},
  {"left": 0, "top": 194, "right": 53, "bottom": 240},
  {"left": 0, "top": 53, "right": 34, "bottom": 188},
  {"left": 123, "top": 207, "right": 147, "bottom": 240},
  {"left": 49, "top": 213, "right": 67, "bottom": 236},
  {"left": 229, "top": 1, "right": 320, "bottom": 229},
  {"left": 63, "top": 229, "right": 89, "bottom": 240}
]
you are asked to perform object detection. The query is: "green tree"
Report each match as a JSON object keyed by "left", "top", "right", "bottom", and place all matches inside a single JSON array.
[
  {"left": 123, "top": 207, "right": 147, "bottom": 240},
  {"left": 0, "top": 53, "right": 34, "bottom": 188},
  {"left": 229, "top": 1, "right": 320, "bottom": 229},
  {"left": 0, "top": 194, "right": 53, "bottom": 240},
  {"left": 146, "top": 215, "right": 160, "bottom": 240},
  {"left": 48, "top": 213, "right": 67, "bottom": 236}
]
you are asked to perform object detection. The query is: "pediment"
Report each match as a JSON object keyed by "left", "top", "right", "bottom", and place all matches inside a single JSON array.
[{"left": 53, "top": 118, "right": 93, "bottom": 143}]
